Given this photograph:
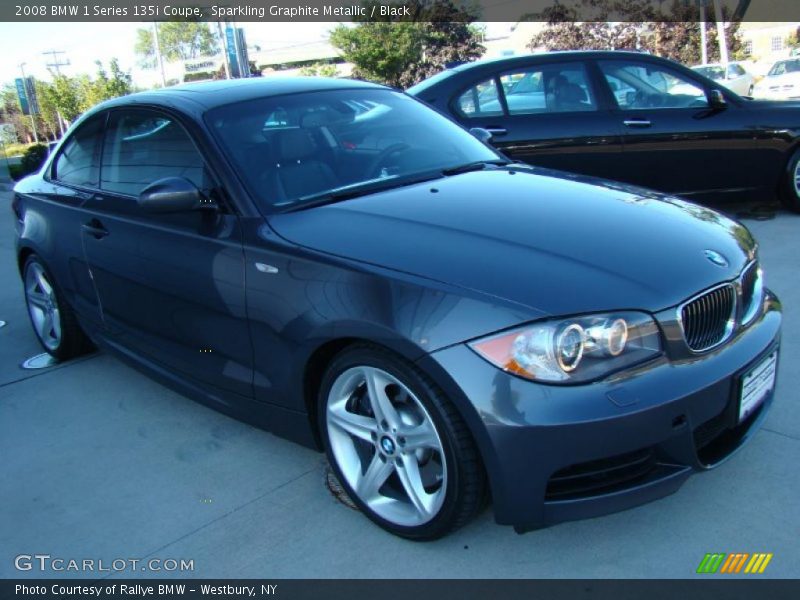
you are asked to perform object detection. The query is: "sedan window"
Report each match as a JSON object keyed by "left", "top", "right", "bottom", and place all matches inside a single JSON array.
[
  {"left": 101, "top": 110, "right": 208, "bottom": 196},
  {"left": 455, "top": 78, "right": 504, "bottom": 117},
  {"left": 499, "top": 64, "right": 597, "bottom": 114},
  {"left": 599, "top": 60, "right": 708, "bottom": 110},
  {"left": 768, "top": 59, "right": 800, "bottom": 76}
]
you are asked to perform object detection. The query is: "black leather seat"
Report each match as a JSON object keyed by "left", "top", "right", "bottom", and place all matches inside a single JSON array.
[{"left": 267, "top": 129, "right": 338, "bottom": 202}]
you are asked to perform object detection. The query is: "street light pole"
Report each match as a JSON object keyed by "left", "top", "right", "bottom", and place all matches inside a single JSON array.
[
  {"left": 217, "top": 21, "right": 231, "bottom": 79},
  {"left": 712, "top": 0, "right": 729, "bottom": 65},
  {"left": 152, "top": 21, "right": 168, "bottom": 87},
  {"left": 18, "top": 63, "right": 39, "bottom": 144},
  {"left": 699, "top": 6, "right": 708, "bottom": 65}
]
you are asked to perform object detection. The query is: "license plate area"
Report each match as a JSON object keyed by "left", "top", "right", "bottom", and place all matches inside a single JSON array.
[{"left": 738, "top": 350, "right": 777, "bottom": 423}]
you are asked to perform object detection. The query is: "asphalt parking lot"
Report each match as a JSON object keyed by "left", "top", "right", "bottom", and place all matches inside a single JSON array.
[{"left": 1, "top": 186, "right": 798, "bottom": 579}]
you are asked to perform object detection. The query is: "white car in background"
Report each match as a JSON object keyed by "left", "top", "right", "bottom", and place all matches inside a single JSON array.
[
  {"left": 753, "top": 58, "right": 800, "bottom": 101},
  {"left": 692, "top": 62, "right": 755, "bottom": 96}
]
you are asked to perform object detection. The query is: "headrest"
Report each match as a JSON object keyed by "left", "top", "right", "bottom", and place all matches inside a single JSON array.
[
  {"left": 276, "top": 129, "right": 316, "bottom": 162},
  {"left": 562, "top": 83, "right": 587, "bottom": 103}
]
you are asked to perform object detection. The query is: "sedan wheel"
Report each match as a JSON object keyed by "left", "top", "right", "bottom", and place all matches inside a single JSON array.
[
  {"left": 319, "top": 345, "right": 485, "bottom": 539},
  {"left": 782, "top": 150, "right": 800, "bottom": 213}
]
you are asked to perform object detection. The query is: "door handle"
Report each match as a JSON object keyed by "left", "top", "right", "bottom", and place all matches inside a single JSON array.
[
  {"left": 82, "top": 219, "right": 109, "bottom": 239},
  {"left": 484, "top": 127, "right": 508, "bottom": 136},
  {"left": 623, "top": 119, "right": 652, "bottom": 128}
]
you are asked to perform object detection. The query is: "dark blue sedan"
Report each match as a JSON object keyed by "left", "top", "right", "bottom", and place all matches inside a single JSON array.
[{"left": 13, "top": 77, "right": 781, "bottom": 539}]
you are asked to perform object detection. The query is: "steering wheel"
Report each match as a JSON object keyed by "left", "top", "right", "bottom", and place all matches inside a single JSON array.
[{"left": 365, "top": 143, "right": 410, "bottom": 178}]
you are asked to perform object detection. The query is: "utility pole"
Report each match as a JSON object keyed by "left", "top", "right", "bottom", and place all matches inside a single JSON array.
[
  {"left": 712, "top": 0, "right": 729, "bottom": 65},
  {"left": 152, "top": 21, "right": 168, "bottom": 87},
  {"left": 18, "top": 63, "right": 39, "bottom": 144},
  {"left": 42, "top": 49, "right": 70, "bottom": 74},
  {"left": 42, "top": 49, "right": 69, "bottom": 136}
]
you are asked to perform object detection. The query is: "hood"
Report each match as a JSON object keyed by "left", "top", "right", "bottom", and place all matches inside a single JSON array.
[{"left": 269, "top": 169, "right": 755, "bottom": 316}]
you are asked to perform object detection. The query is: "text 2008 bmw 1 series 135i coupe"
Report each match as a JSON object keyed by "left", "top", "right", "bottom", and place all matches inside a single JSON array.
[{"left": 13, "top": 78, "right": 781, "bottom": 539}]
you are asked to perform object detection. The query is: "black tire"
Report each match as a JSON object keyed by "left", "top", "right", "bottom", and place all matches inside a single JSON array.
[
  {"left": 318, "top": 343, "right": 486, "bottom": 540},
  {"left": 780, "top": 149, "right": 800, "bottom": 213},
  {"left": 22, "top": 254, "right": 93, "bottom": 361}
]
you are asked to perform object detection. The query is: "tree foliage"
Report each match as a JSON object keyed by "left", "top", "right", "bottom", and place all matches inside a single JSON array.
[
  {"left": 527, "top": 0, "right": 742, "bottom": 66},
  {"left": 299, "top": 62, "right": 340, "bottom": 77},
  {"left": 135, "top": 22, "right": 219, "bottom": 67},
  {"left": 0, "top": 59, "right": 132, "bottom": 145},
  {"left": 330, "top": 0, "right": 484, "bottom": 88}
]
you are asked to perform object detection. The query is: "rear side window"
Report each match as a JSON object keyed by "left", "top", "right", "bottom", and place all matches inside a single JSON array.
[
  {"left": 53, "top": 115, "right": 104, "bottom": 187},
  {"left": 101, "top": 110, "right": 207, "bottom": 196},
  {"left": 500, "top": 63, "right": 597, "bottom": 114},
  {"left": 455, "top": 78, "right": 504, "bottom": 117}
]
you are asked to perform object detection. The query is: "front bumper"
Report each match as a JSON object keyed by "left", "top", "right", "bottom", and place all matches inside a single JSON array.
[{"left": 420, "top": 291, "right": 781, "bottom": 531}]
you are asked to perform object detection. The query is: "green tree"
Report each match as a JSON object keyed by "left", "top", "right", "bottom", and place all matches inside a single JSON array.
[
  {"left": 34, "top": 80, "right": 62, "bottom": 140},
  {"left": 330, "top": 0, "right": 484, "bottom": 88},
  {"left": 527, "top": 0, "right": 742, "bottom": 66},
  {"left": 300, "top": 62, "right": 340, "bottom": 77},
  {"left": 135, "top": 22, "right": 219, "bottom": 67},
  {"left": 78, "top": 59, "right": 133, "bottom": 112},
  {"left": 41, "top": 74, "right": 82, "bottom": 124}
]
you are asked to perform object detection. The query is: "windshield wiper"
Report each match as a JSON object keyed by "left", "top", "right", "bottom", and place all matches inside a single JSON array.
[
  {"left": 441, "top": 159, "right": 511, "bottom": 176},
  {"left": 280, "top": 171, "right": 444, "bottom": 212}
]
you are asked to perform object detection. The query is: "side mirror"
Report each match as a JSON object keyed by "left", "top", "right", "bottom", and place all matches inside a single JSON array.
[
  {"left": 708, "top": 89, "right": 727, "bottom": 108},
  {"left": 138, "top": 177, "right": 215, "bottom": 213},
  {"left": 469, "top": 127, "right": 493, "bottom": 143}
]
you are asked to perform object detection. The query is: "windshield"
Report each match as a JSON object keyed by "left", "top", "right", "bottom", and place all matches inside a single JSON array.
[
  {"left": 694, "top": 66, "right": 724, "bottom": 80},
  {"left": 206, "top": 88, "right": 499, "bottom": 210},
  {"left": 769, "top": 59, "right": 800, "bottom": 76}
]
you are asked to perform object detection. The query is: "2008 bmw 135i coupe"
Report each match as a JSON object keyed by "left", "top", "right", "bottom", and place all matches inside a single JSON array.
[{"left": 13, "top": 77, "right": 781, "bottom": 539}]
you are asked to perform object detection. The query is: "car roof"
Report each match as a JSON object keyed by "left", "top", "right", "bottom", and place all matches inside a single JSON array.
[{"left": 89, "top": 77, "right": 387, "bottom": 114}]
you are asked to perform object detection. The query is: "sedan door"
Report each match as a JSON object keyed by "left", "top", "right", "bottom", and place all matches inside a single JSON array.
[
  {"left": 596, "top": 58, "right": 763, "bottom": 199},
  {"left": 81, "top": 108, "right": 253, "bottom": 399},
  {"left": 448, "top": 60, "right": 625, "bottom": 181}
]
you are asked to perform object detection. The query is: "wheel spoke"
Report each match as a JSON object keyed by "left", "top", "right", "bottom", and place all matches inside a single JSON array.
[
  {"left": 41, "top": 312, "right": 53, "bottom": 337},
  {"left": 356, "top": 453, "right": 394, "bottom": 500},
  {"left": 395, "top": 455, "right": 433, "bottom": 519},
  {"left": 363, "top": 367, "right": 401, "bottom": 430},
  {"left": 27, "top": 291, "right": 48, "bottom": 309},
  {"left": 51, "top": 309, "right": 62, "bottom": 340},
  {"left": 328, "top": 406, "right": 377, "bottom": 443},
  {"left": 401, "top": 421, "right": 439, "bottom": 452},
  {"left": 35, "top": 270, "right": 53, "bottom": 297}
]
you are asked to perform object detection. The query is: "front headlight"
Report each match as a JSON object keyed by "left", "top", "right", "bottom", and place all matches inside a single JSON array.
[{"left": 469, "top": 311, "right": 662, "bottom": 383}]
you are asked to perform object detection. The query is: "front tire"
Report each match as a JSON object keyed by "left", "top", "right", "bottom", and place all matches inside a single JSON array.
[
  {"left": 780, "top": 149, "right": 800, "bottom": 213},
  {"left": 23, "top": 254, "right": 92, "bottom": 360},
  {"left": 318, "top": 344, "right": 486, "bottom": 540}
]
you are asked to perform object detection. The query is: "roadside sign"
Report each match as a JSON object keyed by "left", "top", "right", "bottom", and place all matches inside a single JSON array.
[
  {"left": 14, "top": 77, "right": 39, "bottom": 115},
  {"left": 14, "top": 78, "right": 30, "bottom": 115}
]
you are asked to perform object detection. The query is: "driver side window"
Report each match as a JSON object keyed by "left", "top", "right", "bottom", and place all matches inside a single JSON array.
[{"left": 599, "top": 60, "right": 707, "bottom": 110}]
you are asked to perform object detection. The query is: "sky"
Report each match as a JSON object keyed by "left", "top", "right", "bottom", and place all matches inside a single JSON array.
[
  {"left": 0, "top": 21, "right": 514, "bottom": 89},
  {"left": 0, "top": 22, "right": 342, "bottom": 87}
]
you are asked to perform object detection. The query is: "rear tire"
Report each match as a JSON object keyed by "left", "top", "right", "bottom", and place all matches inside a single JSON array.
[
  {"left": 780, "top": 149, "right": 800, "bottom": 213},
  {"left": 318, "top": 343, "right": 486, "bottom": 540},
  {"left": 22, "top": 254, "right": 93, "bottom": 361}
]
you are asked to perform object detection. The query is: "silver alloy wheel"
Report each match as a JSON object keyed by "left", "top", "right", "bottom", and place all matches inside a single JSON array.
[
  {"left": 326, "top": 366, "right": 447, "bottom": 527},
  {"left": 794, "top": 159, "right": 800, "bottom": 197},
  {"left": 25, "top": 262, "right": 61, "bottom": 351}
]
